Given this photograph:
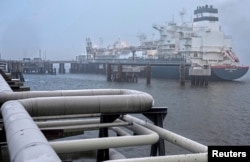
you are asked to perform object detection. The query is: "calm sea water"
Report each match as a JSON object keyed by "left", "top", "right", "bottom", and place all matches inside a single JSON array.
[{"left": 23, "top": 72, "right": 250, "bottom": 159}]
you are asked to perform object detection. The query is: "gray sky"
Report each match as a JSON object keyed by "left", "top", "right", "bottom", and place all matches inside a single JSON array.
[{"left": 0, "top": 0, "right": 249, "bottom": 65}]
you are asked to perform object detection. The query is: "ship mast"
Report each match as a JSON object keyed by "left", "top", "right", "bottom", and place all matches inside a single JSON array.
[{"left": 179, "top": 8, "right": 186, "bottom": 24}]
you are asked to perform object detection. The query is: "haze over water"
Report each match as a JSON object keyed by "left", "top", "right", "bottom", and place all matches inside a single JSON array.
[{"left": 1, "top": 0, "right": 250, "bottom": 67}]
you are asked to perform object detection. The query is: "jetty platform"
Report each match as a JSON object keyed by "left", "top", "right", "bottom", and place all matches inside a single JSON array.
[
  {"left": 1, "top": 58, "right": 198, "bottom": 86},
  {"left": 0, "top": 66, "right": 208, "bottom": 162}
]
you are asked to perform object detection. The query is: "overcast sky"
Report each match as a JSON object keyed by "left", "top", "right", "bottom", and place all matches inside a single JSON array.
[{"left": 0, "top": 0, "right": 249, "bottom": 65}]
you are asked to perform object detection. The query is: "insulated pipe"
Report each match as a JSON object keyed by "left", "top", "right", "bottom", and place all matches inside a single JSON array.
[
  {"left": 110, "top": 127, "right": 131, "bottom": 136},
  {"left": 0, "top": 88, "right": 136, "bottom": 102},
  {"left": 49, "top": 123, "right": 159, "bottom": 153},
  {"left": 17, "top": 93, "right": 153, "bottom": 116},
  {"left": 0, "top": 74, "right": 154, "bottom": 115},
  {"left": 122, "top": 115, "right": 208, "bottom": 153},
  {"left": 1, "top": 101, "right": 61, "bottom": 162},
  {"left": 37, "top": 119, "right": 131, "bottom": 135},
  {"left": 109, "top": 149, "right": 126, "bottom": 160},
  {"left": 36, "top": 118, "right": 100, "bottom": 128},
  {"left": 0, "top": 74, "right": 13, "bottom": 93},
  {"left": 105, "top": 152, "right": 207, "bottom": 162},
  {"left": 0, "top": 76, "right": 154, "bottom": 116},
  {"left": 0, "top": 75, "right": 154, "bottom": 106},
  {"left": 36, "top": 118, "right": 131, "bottom": 136},
  {"left": 33, "top": 113, "right": 100, "bottom": 120},
  {"left": 40, "top": 122, "right": 131, "bottom": 131}
]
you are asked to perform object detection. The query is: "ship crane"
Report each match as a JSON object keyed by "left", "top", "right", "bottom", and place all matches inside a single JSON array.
[
  {"left": 152, "top": 24, "right": 164, "bottom": 31},
  {"left": 224, "top": 50, "right": 240, "bottom": 63},
  {"left": 179, "top": 8, "right": 186, "bottom": 24}
]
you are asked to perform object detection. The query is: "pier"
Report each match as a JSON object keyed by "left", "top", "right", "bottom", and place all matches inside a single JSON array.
[
  {"left": 106, "top": 63, "right": 152, "bottom": 83},
  {"left": 1, "top": 59, "right": 192, "bottom": 85},
  {"left": 1, "top": 59, "right": 213, "bottom": 87},
  {"left": 189, "top": 65, "right": 211, "bottom": 86},
  {"left": 0, "top": 68, "right": 208, "bottom": 162}
]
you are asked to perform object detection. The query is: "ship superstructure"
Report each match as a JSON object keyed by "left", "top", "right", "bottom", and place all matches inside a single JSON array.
[
  {"left": 81, "top": 5, "right": 248, "bottom": 81},
  {"left": 152, "top": 5, "right": 249, "bottom": 80}
]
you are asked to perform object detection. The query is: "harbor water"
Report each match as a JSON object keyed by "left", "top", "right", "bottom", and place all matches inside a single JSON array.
[{"left": 23, "top": 72, "right": 250, "bottom": 159}]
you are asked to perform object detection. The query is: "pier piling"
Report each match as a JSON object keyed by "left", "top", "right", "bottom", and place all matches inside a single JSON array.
[
  {"left": 59, "top": 63, "right": 65, "bottom": 74},
  {"left": 179, "top": 63, "right": 185, "bottom": 86},
  {"left": 108, "top": 64, "right": 140, "bottom": 83},
  {"left": 189, "top": 65, "right": 211, "bottom": 87},
  {"left": 106, "top": 64, "right": 112, "bottom": 81},
  {"left": 146, "top": 64, "right": 151, "bottom": 85},
  {"left": 8, "top": 61, "right": 25, "bottom": 82}
]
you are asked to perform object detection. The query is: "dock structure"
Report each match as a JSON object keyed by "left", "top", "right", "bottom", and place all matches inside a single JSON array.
[
  {"left": 5, "top": 61, "right": 25, "bottom": 82},
  {"left": 0, "top": 70, "right": 208, "bottom": 162},
  {"left": 106, "top": 64, "right": 143, "bottom": 82},
  {"left": 0, "top": 70, "right": 207, "bottom": 162},
  {"left": 105, "top": 63, "right": 153, "bottom": 84},
  {"left": 1, "top": 58, "right": 214, "bottom": 87},
  {"left": 70, "top": 61, "right": 105, "bottom": 74},
  {"left": 1, "top": 59, "right": 192, "bottom": 84},
  {"left": 5, "top": 59, "right": 73, "bottom": 75},
  {"left": 146, "top": 64, "right": 151, "bottom": 85},
  {"left": 189, "top": 65, "right": 211, "bottom": 86},
  {"left": 19, "top": 58, "right": 56, "bottom": 74},
  {"left": 179, "top": 63, "right": 186, "bottom": 86},
  {"left": 0, "top": 68, "right": 30, "bottom": 92},
  {"left": 58, "top": 63, "right": 65, "bottom": 74}
]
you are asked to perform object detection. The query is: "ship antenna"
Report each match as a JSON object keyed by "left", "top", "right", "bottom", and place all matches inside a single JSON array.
[
  {"left": 99, "top": 37, "right": 103, "bottom": 48},
  {"left": 137, "top": 33, "right": 147, "bottom": 45},
  {"left": 172, "top": 14, "right": 175, "bottom": 22},
  {"left": 179, "top": 8, "right": 186, "bottom": 24}
]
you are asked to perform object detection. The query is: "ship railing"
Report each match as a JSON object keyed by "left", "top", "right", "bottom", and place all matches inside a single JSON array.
[{"left": 87, "top": 58, "right": 187, "bottom": 64}]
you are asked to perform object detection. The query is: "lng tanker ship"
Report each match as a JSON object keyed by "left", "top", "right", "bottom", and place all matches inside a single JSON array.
[
  {"left": 151, "top": 4, "right": 249, "bottom": 81},
  {"left": 83, "top": 5, "right": 249, "bottom": 81}
]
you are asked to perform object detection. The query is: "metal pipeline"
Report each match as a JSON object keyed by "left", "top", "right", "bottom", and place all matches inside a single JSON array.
[
  {"left": 0, "top": 75, "right": 153, "bottom": 108},
  {"left": 0, "top": 74, "right": 13, "bottom": 93},
  {"left": 121, "top": 115, "right": 208, "bottom": 153},
  {"left": 105, "top": 152, "right": 207, "bottom": 162},
  {"left": 1, "top": 101, "right": 61, "bottom": 162},
  {"left": 109, "top": 149, "right": 126, "bottom": 160},
  {"left": 36, "top": 118, "right": 100, "bottom": 128},
  {"left": 49, "top": 123, "right": 159, "bottom": 153},
  {"left": 14, "top": 92, "right": 152, "bottom": 116},
  {"left": 110, "top": 127, "right": 131, "bottom": 136},
  {"left": 40, "top": 121, "right": 131, "bottom": 131},
  {"left": 0, "top": 73, "right": 209, "bottom": 161},
  {"left": 33, "top": 113, "right": 101, "bottom": 120},
  {"left": 35, "top": 117, "right": 132, "bottom": 136},
  {"left": 0, "top": 75, "right": 154, "bottom": 115}
]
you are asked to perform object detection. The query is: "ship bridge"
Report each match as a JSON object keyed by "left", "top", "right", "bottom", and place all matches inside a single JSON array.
[{"left": 193, "top": 5, "right": 219, "bottom": 22}]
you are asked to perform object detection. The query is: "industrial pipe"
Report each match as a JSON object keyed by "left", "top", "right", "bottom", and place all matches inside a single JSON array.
[
  {"left": 1, "top": 101, "right": 61, "bottom": 162},
  {"left": 36, "top": 118, "right": 100, "bottom": 128},
  {"left": 121, "top": 115, "right": 208, "bottom": 153},
  {"left": 15, "top": 92, "right": 152, "bottom": 116},
  {"left": 109, "top": 149, "right": 126, "bottom": 160},
  {"left": 33, "top": 113, "right": 100, "bottom": 120},
  {"left": 40, "top": 121, "right": 131, "bottom": 131},
  {"left": 49, "top": 123, "right": 159, "bottom": 153},
  {"left": 0, "top": 75, "right": 154, "bottom": 108},
  {"left": 105, "top": 152, "right": 207, "bottom": 162},
  {"left": 1, "top": 74, "right": 154, "bottom": 117},
  {"left": 0, "top": 74, "right": 13, "bottom": 93},
  {"left": 110, "top": 127, "right": 131, "bottom": 136}
]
